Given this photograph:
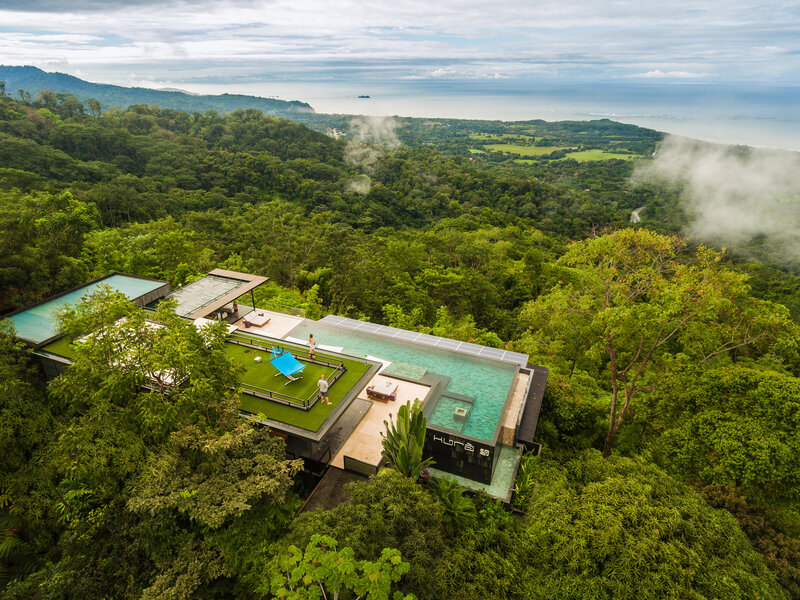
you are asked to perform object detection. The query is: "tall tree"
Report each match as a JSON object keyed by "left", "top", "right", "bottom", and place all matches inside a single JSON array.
[
  {"left": 520, "top": 229, "right": 795, "bottom": 457},
  {"left": 1, "top": 289, "right": 301, "bottom": 599},
  {"left": 85, "top": 98, "right": 101, "bottom": 117},
  {"left": 636, "top": 364, "right": 800, "bottom": 502},
  {"left": 0, "top": 324, "right": 54, "bottom": 590}
]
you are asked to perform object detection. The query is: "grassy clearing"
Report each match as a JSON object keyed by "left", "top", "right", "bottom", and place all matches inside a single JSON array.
[
  {"left": 559, "top": 149, "right": 635, "bottom": 161},
  {"left": 468, "top": 148, "right": 486, "bottom": 154},
  {"left": 469, "top": 133, "right": 534, "bottom": 141},
  {"left": 486, "top": 144, "right": 563, "bottom": 156}
]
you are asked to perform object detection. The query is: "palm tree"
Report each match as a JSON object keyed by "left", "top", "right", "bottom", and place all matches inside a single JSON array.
[
  {"left": 380, "top": 399, "right": 433, "bottom": 478},
  {"left": 432, "top": 477, "right": 477, "bottom": 529}
]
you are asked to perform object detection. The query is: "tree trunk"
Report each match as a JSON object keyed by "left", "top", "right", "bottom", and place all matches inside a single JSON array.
[
  {"left": 604, "top": 346, "right": 620, "bottom": 458},
  {"left": 602, "top": 428, "right": 616, "bottom": 458}
]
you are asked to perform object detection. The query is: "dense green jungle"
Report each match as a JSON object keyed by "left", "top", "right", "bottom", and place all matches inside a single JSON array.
[{"left": 1, "top": 87, "right": 799, "bottom": 599}]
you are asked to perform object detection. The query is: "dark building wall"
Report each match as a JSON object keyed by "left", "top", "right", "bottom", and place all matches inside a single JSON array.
[
  {"left": 424, "top": 427, "right": 495, "bottom": 484},
  {"left": 136, "top": 283, "right": 171, "bottom": 307},
  {"left": 37, "top": 355, "right": 70, "bottom": 379}
]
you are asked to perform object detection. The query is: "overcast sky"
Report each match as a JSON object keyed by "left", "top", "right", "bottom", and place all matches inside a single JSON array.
[{"left": 1, "top": 0, "right": 799, "bottom": 90}]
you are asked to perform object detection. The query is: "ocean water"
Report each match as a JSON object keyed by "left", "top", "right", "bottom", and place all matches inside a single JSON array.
[{"left": 182, "top": 79, "right": 800, "bottom": 151}]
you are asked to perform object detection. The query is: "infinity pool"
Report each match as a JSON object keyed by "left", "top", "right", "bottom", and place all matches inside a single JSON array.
[
  {"left": 287, "top": 320, "right": 517, "bottom": 442},
  {"left": 8, "top": 275, "right": 167, "bottom": 345}
]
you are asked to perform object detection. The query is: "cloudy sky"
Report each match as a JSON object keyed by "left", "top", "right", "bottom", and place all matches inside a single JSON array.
[{"left": 1, "top": 0, "right": 799, "bottom": 90}]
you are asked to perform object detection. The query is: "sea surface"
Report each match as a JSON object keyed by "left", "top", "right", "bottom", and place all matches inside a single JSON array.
[{"left": 181, "top": 79, "right": 800, "bottom": 151}]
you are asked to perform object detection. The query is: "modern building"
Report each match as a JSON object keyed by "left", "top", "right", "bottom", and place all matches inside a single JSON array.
[{"left": 7, "top": 270, "right": 547, "bottom": 502}]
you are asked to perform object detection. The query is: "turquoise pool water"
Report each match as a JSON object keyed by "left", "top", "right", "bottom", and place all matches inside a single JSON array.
[
  {"left": 432, "top": 396, "right": 472, "bottom": 434},
  {"left": 7, "top": 275, "right": 166, "bottom": 344},
  {"left": 288, "top": 321, "right": 516, "bottom": 441}
]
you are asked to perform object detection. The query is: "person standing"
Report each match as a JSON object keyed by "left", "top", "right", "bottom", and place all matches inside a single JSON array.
[
  {"left": 418, "top": 466, "right": 431, "bottom": 485},
  {"left": 232, "top": 301, "right": 239, "bottom": 317},
  {"left": 318, "top": 373, "right": 330, "bottom": 405},
  {"left": 308, "top": 333, "right": 316, "bottom": 359}
]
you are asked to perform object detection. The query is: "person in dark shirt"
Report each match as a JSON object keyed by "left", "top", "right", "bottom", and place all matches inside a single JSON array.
[{"left": 419, "top": 467, "right": 431, "bottom": 484}]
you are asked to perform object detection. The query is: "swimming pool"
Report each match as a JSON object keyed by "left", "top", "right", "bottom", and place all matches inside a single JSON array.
[
  {"left": 7, "top": 274, "right": 168, "bottom": 345},
  {"left": 287, "top": 320, "right": 517, "bottom": 442}
]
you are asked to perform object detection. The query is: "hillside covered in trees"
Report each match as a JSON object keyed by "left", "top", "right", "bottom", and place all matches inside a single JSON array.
[
  {"left": 0, "top": 66, "right": 313, "bottom": 119},
  {"left": 1, "top": 88, "right": 800, "bottom": 599}
]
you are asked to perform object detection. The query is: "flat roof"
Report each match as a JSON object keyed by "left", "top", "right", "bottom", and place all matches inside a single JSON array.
[
  {"left": 5, "top": 274, "right": 169, "bottom": 345},
  {"left": 167, "top": 269, "right": 268, "bottom": 319}
]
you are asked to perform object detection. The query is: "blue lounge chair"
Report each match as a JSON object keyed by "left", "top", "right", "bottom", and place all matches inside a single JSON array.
[{"left": 270, "top": 348, "right": 305, "bottom": 385}]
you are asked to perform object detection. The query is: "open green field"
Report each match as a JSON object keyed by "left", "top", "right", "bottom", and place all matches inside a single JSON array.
[
  {"left": 469, "top": 133, "right": 533, "bottom": 141},
  {"left": 485, "top": 144, "right": 563, "bottom": 156},
  {"left": 468, "top": 148, "right": 485, "bottom": 154},
  {"left": 559, "top": 149, "right": 635, "bottom": 161}
]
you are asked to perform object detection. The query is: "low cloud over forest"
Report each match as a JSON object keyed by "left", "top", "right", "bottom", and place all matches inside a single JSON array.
[{"left": 637, "top": 135, "right": 800, "bottom": 264}]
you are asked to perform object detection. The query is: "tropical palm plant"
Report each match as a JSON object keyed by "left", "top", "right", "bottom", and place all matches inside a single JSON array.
[
  {"left": 381, "top": 399, "right": 433, "bottom": 478},
  {"left": 432, "top": 477, "right": 477, "bottom": 529}
]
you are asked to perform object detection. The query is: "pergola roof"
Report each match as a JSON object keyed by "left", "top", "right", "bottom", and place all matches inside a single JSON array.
[{"left": 168, "top": 269, "right": 268, "bottom": 319}]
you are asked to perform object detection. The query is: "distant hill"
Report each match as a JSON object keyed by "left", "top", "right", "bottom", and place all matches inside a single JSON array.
[{"left": 0, "top": 65, "right": 314, "bottom": 117}]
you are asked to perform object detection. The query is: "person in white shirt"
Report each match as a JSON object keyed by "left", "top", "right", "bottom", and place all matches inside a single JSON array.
[
  {"left": 308, "top": 333, "right": 316, "bottom": 359},
  {"left": 318, "top": 373, "right": 330, "bottom": 405}
]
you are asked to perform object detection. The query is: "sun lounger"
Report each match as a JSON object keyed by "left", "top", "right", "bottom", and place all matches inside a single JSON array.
[{"left": 270, "top": 348, "right": 305, "bottom": 384}]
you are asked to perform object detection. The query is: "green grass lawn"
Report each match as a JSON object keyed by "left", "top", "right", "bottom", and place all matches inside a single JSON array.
[
  {"left": 43, "top": 330, "right": 373, "bottom": 432},
  {"left": 468, "top": 148, "right": 486, "bottom": 154},
  {"left": 41, "top": 336, "right": 78, "bottom": 359},
  {"left": 485, "top": 144, "right": 563, "bottom": 156},
  {"left": 227, "top": 334, "right": 372, "bottom": 431},
  {"left": 225, "top": 342, "right": 336, "bottom": 404},
  {"left": 559, "top": 149, "right": 635, "bottom": 161}
]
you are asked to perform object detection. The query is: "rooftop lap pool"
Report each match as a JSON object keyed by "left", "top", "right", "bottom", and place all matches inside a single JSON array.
[{"left": 287, "top": 320, "right": 517, "bottom": 442}]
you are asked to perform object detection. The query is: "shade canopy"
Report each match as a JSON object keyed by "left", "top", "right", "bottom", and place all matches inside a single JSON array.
[{"left": 167, "top": 269, "right": 268, "bottom": 319}]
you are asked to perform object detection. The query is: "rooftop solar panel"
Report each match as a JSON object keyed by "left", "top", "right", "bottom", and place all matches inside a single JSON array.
[
  {"left": 503, "top": 352, "right": 529, "bottom": 367},
  {"left": 478, "top": 347, "right": 506, "bottom": 359},
  {"left": 458, "top": 342, "right": 483, "bottom": 355},
  {"left": 394, "top": 330, "right": 420, "bottom": 341},
  {"left": 433, "top": 338, "right": 461, "bottom": 350}
]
